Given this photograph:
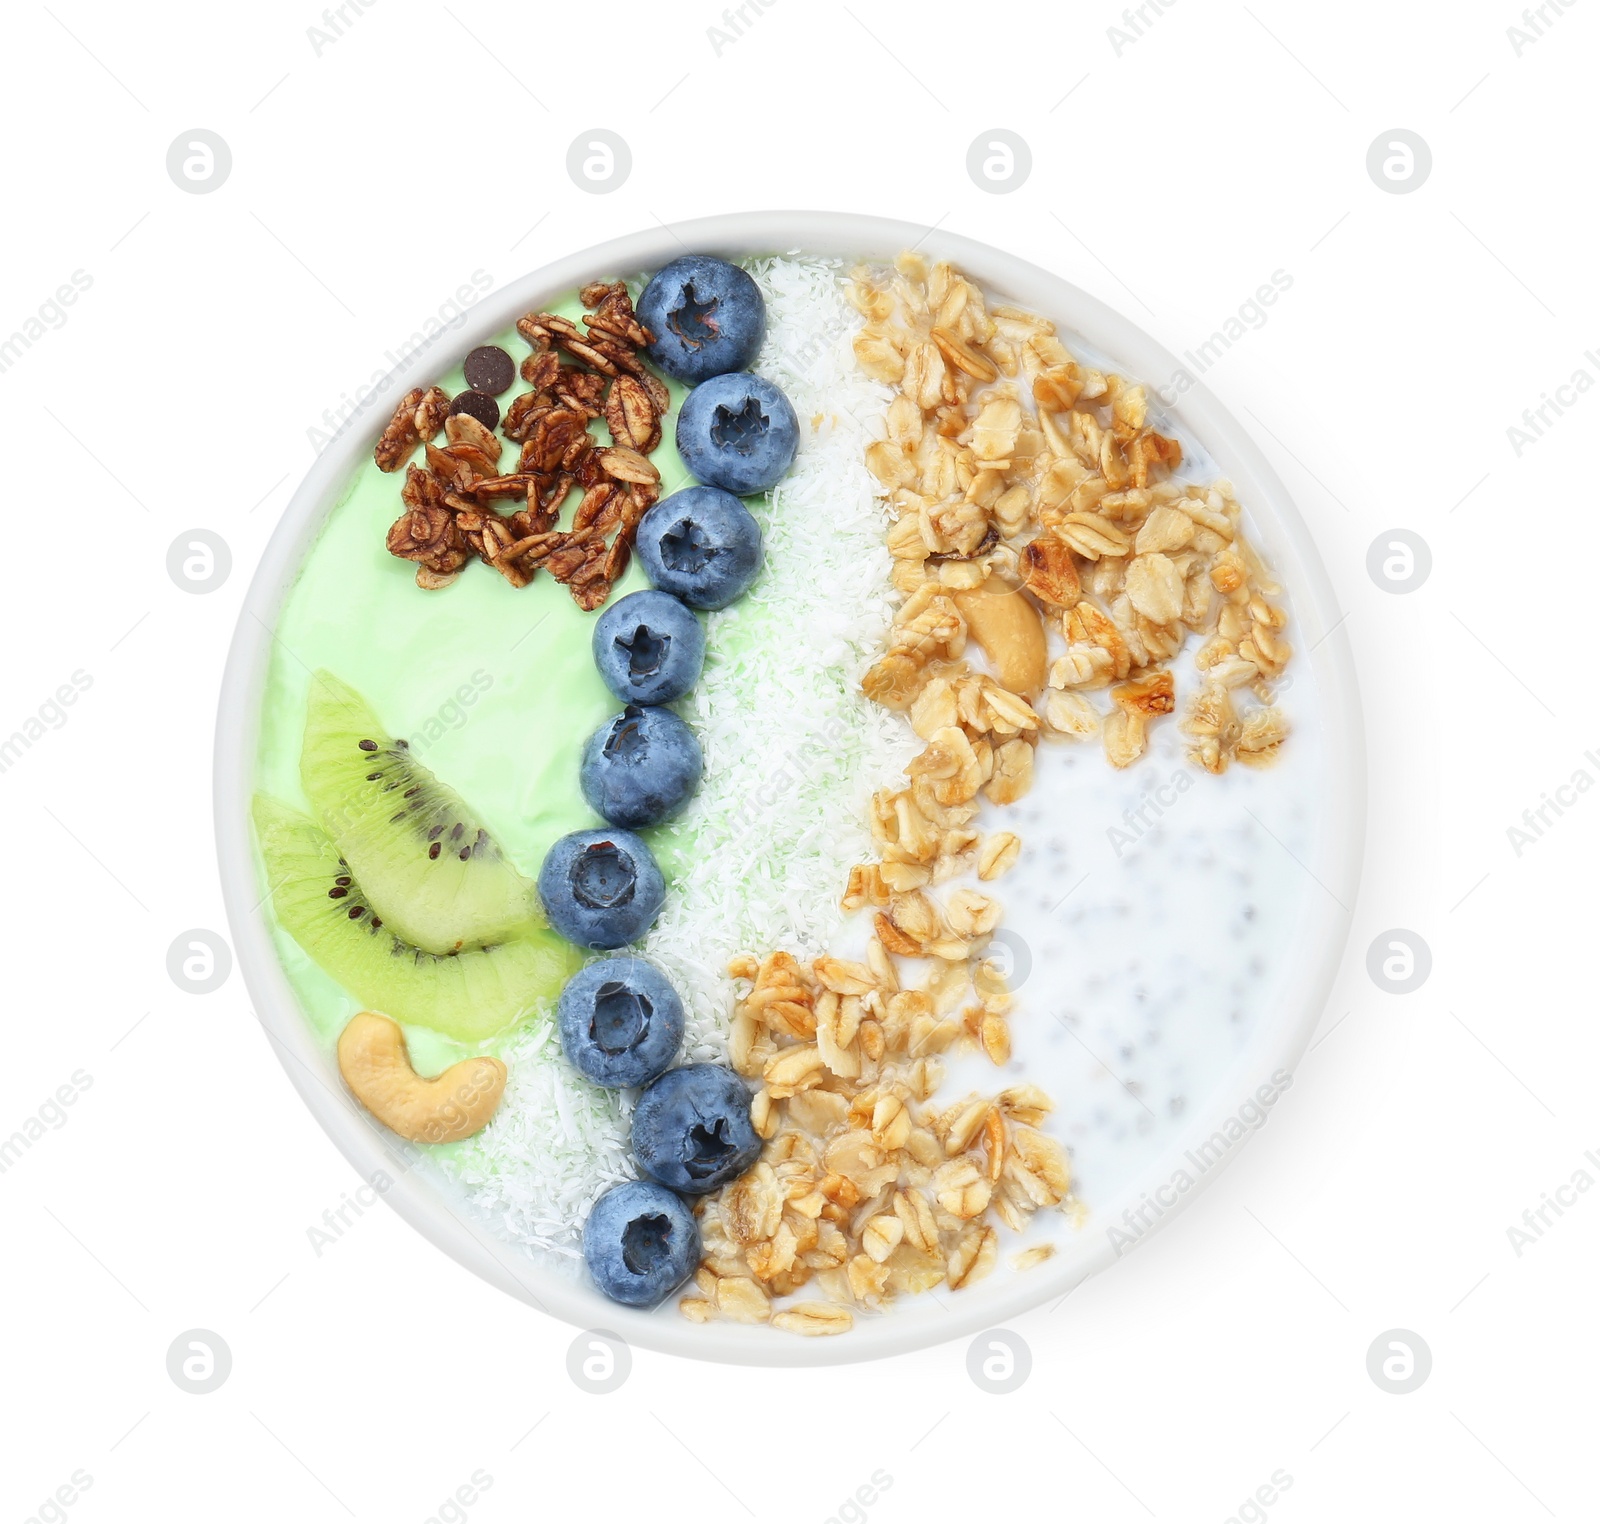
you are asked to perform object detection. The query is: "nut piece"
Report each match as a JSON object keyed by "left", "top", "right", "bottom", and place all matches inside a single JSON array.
[
  {"left": 953, "top": 579, "right": 1048, "bottom": 696},
  {"left": 336, "top": 1012, "right": 506, "bottom": 1144}
]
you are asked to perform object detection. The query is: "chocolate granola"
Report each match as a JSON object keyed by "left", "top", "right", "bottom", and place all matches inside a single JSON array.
[{"left": 379, "top": 281, "right": 664, "bottom": 606}]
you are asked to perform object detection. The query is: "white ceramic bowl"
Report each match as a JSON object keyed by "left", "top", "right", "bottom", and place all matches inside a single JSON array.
[{"left": 215, "top": 211, "right": 1364, "bottom": 1366}]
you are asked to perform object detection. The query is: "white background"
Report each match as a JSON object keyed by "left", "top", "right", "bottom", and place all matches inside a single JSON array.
[{"left": 1, "top": 0, "right": 1594, "bottom": 1519}]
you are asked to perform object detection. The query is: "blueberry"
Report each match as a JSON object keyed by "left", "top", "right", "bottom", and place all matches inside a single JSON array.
[
  {"left": 637, "top": 255, "right": 766, "bottom": 385},
  {"left": 583, "top": 1179, "right": 700, "bottom": 1308},
  {"left": 592, "top": 589, "right": 705, "bottom": 706},
  {"left": 538, "top": 828, "right": 665, "bottom": 949},
  {"left": 675, "top": 372, "right": 799, "bottom": 498},
  {"left": 635, "top": 486, "right": 763, "bottom": 611},
  {"left": 580, "top": 704, "right": 703, "bottom": 830},
  {"left": 558, "top": 957, "right": 684, "bottom": 1088},
  {"left": 632, "top": 1064, "right": 760, "bottom": 1196}
]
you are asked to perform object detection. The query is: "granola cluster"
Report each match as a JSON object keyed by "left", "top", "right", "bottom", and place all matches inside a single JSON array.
[
  {"left": 679, "top": 948, "right": 1070, "bottom": 1334},
  {"left": 855, "top": 253, "right": 1291, "bottom": 774},
  {"left": 377, "top": 281, "right": 666, "bottom": 611}
]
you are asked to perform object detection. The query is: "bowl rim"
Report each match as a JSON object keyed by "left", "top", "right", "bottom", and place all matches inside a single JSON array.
[{"left": 214, "top": 209, "right": 1365, "bottom": 1367}]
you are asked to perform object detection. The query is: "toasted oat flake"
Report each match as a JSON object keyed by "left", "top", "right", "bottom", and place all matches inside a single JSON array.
[
  {"left": 977, "top": 831, "right": 1021, "bottom": 881},
  {"left": 1010, "top": 1243, "right": 1057, "bottom": 1272},
  {"left": 772, "top": 1302, "right": 855, "bottom": 1337}
]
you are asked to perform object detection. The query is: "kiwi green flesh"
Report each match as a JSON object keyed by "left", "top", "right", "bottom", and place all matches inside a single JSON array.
[
  {"left": 252, "top": 795, "right": 577, "bottom": 1044},
  {"left": 299, "top": 671, "right": 540, "bottom": 954}
]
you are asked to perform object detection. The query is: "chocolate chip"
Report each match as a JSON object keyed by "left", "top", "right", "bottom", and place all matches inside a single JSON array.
[
  {"left": 463, "top": 345, "right": 515, "bottom": 396},
  {"left": 449, "top": 390, "right": 500, "bottom": 430}
]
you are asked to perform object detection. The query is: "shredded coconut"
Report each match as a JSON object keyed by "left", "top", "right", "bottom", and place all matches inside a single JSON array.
[
  {"left": 442, "top": 1014, "right": 634, "bottom": 1263},
  {"left": 441, "top": 256, "right": 912, "bottom": 1261}
]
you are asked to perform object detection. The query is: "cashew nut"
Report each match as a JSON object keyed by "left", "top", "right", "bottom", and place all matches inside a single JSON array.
[
  {"left": 336, "top": 1012, "right": 506, "bottom": 1144},
  {"left": 954, "top": 578, "right": 1048, "bottom": 695}
]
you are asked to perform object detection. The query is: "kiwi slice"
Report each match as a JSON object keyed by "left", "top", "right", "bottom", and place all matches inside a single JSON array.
[
  {"left": 300, "top": 671, "right": 537, "bottom": 954},
  {"left": 253, "top": 796, "right": 577, "bottom": 1043}
]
